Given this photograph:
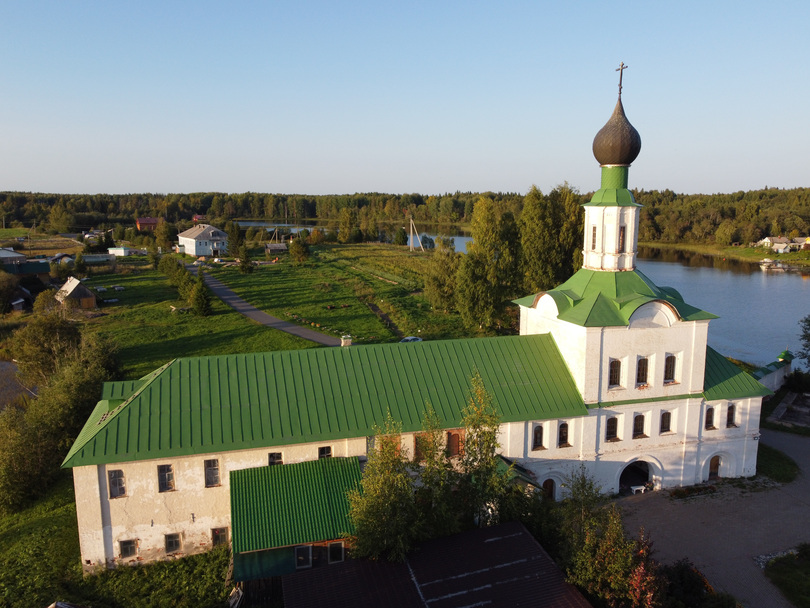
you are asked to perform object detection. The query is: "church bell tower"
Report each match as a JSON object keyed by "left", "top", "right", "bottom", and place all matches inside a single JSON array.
[{"left": 582, "top": 62, "right": 643, "bottom": 272}]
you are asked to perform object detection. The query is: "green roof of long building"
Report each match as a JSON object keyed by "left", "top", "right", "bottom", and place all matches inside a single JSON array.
[
  {"left": 516, "top": 268, "right": 718, "bottom": 327},
  {"left": 62, "top": 334, "right": 586, "bottom": 467},
  {"left": 703, "top": 346, "right": 773, "bottom": 401},
  {"left": 230, "top": 457, "right": 361, "bottom": 553}
]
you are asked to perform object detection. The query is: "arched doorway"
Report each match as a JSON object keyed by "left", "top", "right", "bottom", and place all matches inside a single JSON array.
[
  {"left": 542, "top": 479, "right": 556, "bottom": 500},
  {"left": 620, "top": 461, "right": 650, "bottom": 494},
  {"left": 709, "top": 455, "right": 721, "bottom": 480}
]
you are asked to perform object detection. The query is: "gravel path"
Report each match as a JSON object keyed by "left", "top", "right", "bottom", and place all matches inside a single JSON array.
[
  {"left": 622, "top": 429, "right": 810, "bottom": 607},
  {"left": 198, "top": 269, "right": 341, "bottom": 347}
]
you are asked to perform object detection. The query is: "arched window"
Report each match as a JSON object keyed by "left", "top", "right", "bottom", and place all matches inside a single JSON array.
[
  {"left": 660, "top": 411, "right": 672, "bottom": 434},
  {"left": 705, "top": 407, "right": 715, "bottom": 430},
  {"left": 609, "top": 359, "right": 622, "bottom": 387},
  {"left": 726, "top": 404, "right": 736, "bottom": 428},
  {"left": 618, "top": 226, "right": 626, "bottom": 253},
  {"left": 633, "top": 415, "right": 646, "bottom": 439},
  {"left": 636, "top": 357, "right": 649, "bottom": 386},
  {"left": 606, "top": 416, "right": 618, "bottom": 441},
  {"left": 532, "top": 425, "right": 544, "bottom": 450},
  {"left": 664, "top": 355, "right": 677, "bottom": 383},
  {"left": 558, "top": 423, "right": 569, "bottom": 447}
]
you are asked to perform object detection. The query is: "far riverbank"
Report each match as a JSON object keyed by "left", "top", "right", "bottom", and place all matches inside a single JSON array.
[{"left": 638, "top": 241, "right": 810, "bottom": 270}]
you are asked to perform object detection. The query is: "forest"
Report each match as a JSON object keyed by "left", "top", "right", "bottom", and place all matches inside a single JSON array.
[{"left": 1, "top": 185, "right": 809, "bottom": 245}]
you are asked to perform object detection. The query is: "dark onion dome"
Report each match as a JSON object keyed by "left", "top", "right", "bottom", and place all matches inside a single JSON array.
[{"left": 592, "top": 97, "right": 641, "bottom": 166}]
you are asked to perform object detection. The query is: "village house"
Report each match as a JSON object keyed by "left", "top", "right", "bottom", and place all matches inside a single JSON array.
[
  {"left": 56, "top": 277, "right": 97, "bottom": 310},
  {"left": 176, "top": 224, "right": 228, "bottom": 257},
  {"left": 135, "top": 217, "right": 160, "bottom": 232},
  {"left": 64, "top": 91, "right": 772, "bottom": 577}
]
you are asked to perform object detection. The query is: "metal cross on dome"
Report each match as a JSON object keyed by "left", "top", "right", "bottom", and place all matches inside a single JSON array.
[{"left": 616, "top": 61, "right": 628, "bottom": 97}]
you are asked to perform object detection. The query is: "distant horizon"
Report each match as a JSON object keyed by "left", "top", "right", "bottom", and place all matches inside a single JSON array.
[{"left": 2, "top": 2, "right": 809, "bottom": 196}]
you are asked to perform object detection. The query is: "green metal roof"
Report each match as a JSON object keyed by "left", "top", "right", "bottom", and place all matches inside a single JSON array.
[
  {"left": 230, "top": 457, "right": 361, "bottom": 554},
  {"left": 62, "top": 334, "right": 586, "bottom": 467},
  {"left": 517, "top": 268, "right": 717, "bottom": 327},
  {"left": 584, "top": 188, "right": 641, "bottom": 207},
  {"left": 703, "top": 347, "right": 772, "bottom": 401}
]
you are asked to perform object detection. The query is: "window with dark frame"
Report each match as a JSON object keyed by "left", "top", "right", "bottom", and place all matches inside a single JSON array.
[
  {"left": 664, "top": 355, "right": 677, "bottom": 383},
  {"left": 158, "top": 464, "right": 175, "bottom": 492},
  {"left": 606, "top": 417, "right": 618, "bottom": 441},
  {"left": 204, "top": 459, "right": 220, "bottom": 487},
  {"left": 120, "top": 539, "right": 137, "bottom": 558},
  {"left": 165, "top": 533, "right": 181, "bottom": 554},
  {"left": 591, "top": 226, "right": 597, "bottom": 251},
  {"left": 636, "top": 357, "right": 649, "bottom": 386},
  {"left": 109, "top": 469, "right": 126, "bottom": 498},
  {"left": 558, "top": 422, "right": 569, "bottom": 447},
  {"left": 212, "top": 527, "right": 228, "bottom": 547},
  {"left": 633, "top": 414, "right": 646, "bottom": 439},
  {"left": 726, "top": 404, "right": 736, "bottom": 428},
  {"left": 295, "top": 545, "right": 312, "bottom": 569},
  {"left": 618, "top": 226, "right": 626, "bottom": 253},
  {"left": 532, "top": 425, "right": 543, "bottom": 450},
  {"left": 318, "top": 446, "right": 332, "bottom": 459},
  {"left": 609, "top": 359, "right": 622, "bottom": 387},
  {"left": 268, "top": 452, "right": 283, "bottom": 466},
  {"left": 705, "top": 407, "right": 715, "bottom": 430},
  {"left": 328, "top": 541, "right": 344, "bottom": 564},
  {"left": 660, "top": 411, "right": 672, "bottom": 433},
  {"left": 447, "top": 430, "right": 464, "bottom": 457}
]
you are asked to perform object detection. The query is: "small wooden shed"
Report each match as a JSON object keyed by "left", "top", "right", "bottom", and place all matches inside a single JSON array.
[{"left": 56, "top": 277, "right": 97, "bottom": 310}]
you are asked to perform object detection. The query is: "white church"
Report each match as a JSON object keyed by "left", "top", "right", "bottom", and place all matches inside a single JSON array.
[{"left": 64, "top": 86, "right": 770, "bottom": 574}]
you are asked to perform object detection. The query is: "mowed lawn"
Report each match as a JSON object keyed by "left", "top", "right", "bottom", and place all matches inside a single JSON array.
[{"left": 84, "top": 268, "right": 317, "bottom": 380}]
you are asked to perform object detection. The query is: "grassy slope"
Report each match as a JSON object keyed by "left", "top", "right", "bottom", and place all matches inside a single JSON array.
[{"left": 83, "top": 266, "right": 316, "bottom": 379}]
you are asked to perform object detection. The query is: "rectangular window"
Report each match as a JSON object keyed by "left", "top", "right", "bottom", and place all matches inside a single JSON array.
[
  {"left": 558, "top": 422, "right": 570, "bottom": 447},
  {"left": 660, "top": 411, "right": 672, "bottom": 434},
  {"left": 295, "top": 545, "right": 312, "bottom": 569},
  {"left": 109, "top": 469, "right": 126, "bottom": 498},
  {"left": 447, "top": 430, "right": 464, "bottom": 457},
  {"left": 705, "top": 407, "right": 715, "bottom": 430},
  {"left": 636, "top": 357, "right": 649, "bottom": 386},
  {"left": 618, "top": 226, "right": 626, "bottom": 253},
  {"left": 158, "top": 464, "right": 175, "bottom": 493},
  {"left": 609, "top": 359, "right": 622, "bottom": 388},
  {"left": 606, "top": 417, "right": 619, "bottom": 441},
  {"left": 318, "top": 446, "right": 332, "bottom": 459},
  {"left": 664, "top": 355, "right": 677, "bottom": 384},
  {"left": 268, "top": 452, "right": 283, "bottom": 466},
  {"left": 726, "top": 404, "right": 737, "bottom": 428},
  {"left": 120, "top": 539, "right": 137, "bottom": 558},
  {"left": 591, "top": 226, "right": 597, "bottom": 251},
  {"left": 532, "top": 425, "right": 544, "bottom": 450},
  {"left": 212, "top": 527, "right": 229, "bottom": 547},
  {"left": 204, "top": 459, "right": 220, "bottom": 487},
  {"left": 165, "top": 533, "right": 181, "bottom": 554},
  {"left": 633, "top": 415, "right": 646, "bottom": 439},
  {"left": 328, "top": 541, "right": 344, "bottom": 564}
]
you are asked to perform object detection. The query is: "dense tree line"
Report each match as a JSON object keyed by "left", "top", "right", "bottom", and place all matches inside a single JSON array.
[
  {"left": 0, "top": 301, "right": 120, "bottom": 513},
  {"left": 3, "top": 186, "right": 809, "bottom": 246}
]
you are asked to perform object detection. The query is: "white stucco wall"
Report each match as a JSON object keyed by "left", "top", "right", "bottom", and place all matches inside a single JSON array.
[
  {"left": 500, "top": 394, "right": 762, "bottom": 500},
  {"left": 74, "top": 436, "right": 366, "bottom": 572}
]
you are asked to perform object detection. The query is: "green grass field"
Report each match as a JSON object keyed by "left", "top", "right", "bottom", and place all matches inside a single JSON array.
[
  {"left": 765, "top": 545, "right": 810, "bottom": 608},
  {"left": 83, "top": 268, "right": 316, "bottom": 380},
  {"left": 207, "top": 243, "right": 469, "bottom": 344}
]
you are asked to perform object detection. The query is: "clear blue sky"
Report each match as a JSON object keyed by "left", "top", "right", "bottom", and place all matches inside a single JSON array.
[{"left": 2, "top": 1, "right": 808, "bottom": 197}]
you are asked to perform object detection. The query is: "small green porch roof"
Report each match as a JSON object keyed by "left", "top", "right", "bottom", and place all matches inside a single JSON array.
[
  {"left": 63, "top": 334, "right": 585, "bottom": 468},
  {"left": 703, "top": 347, "right": 772, "bottom": 401},
  {"left": 514, "top": 268, "right": 717, "bottom": 327},
  {"left": 230, "top": 457, "right": 361, "bottom": 554}
]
